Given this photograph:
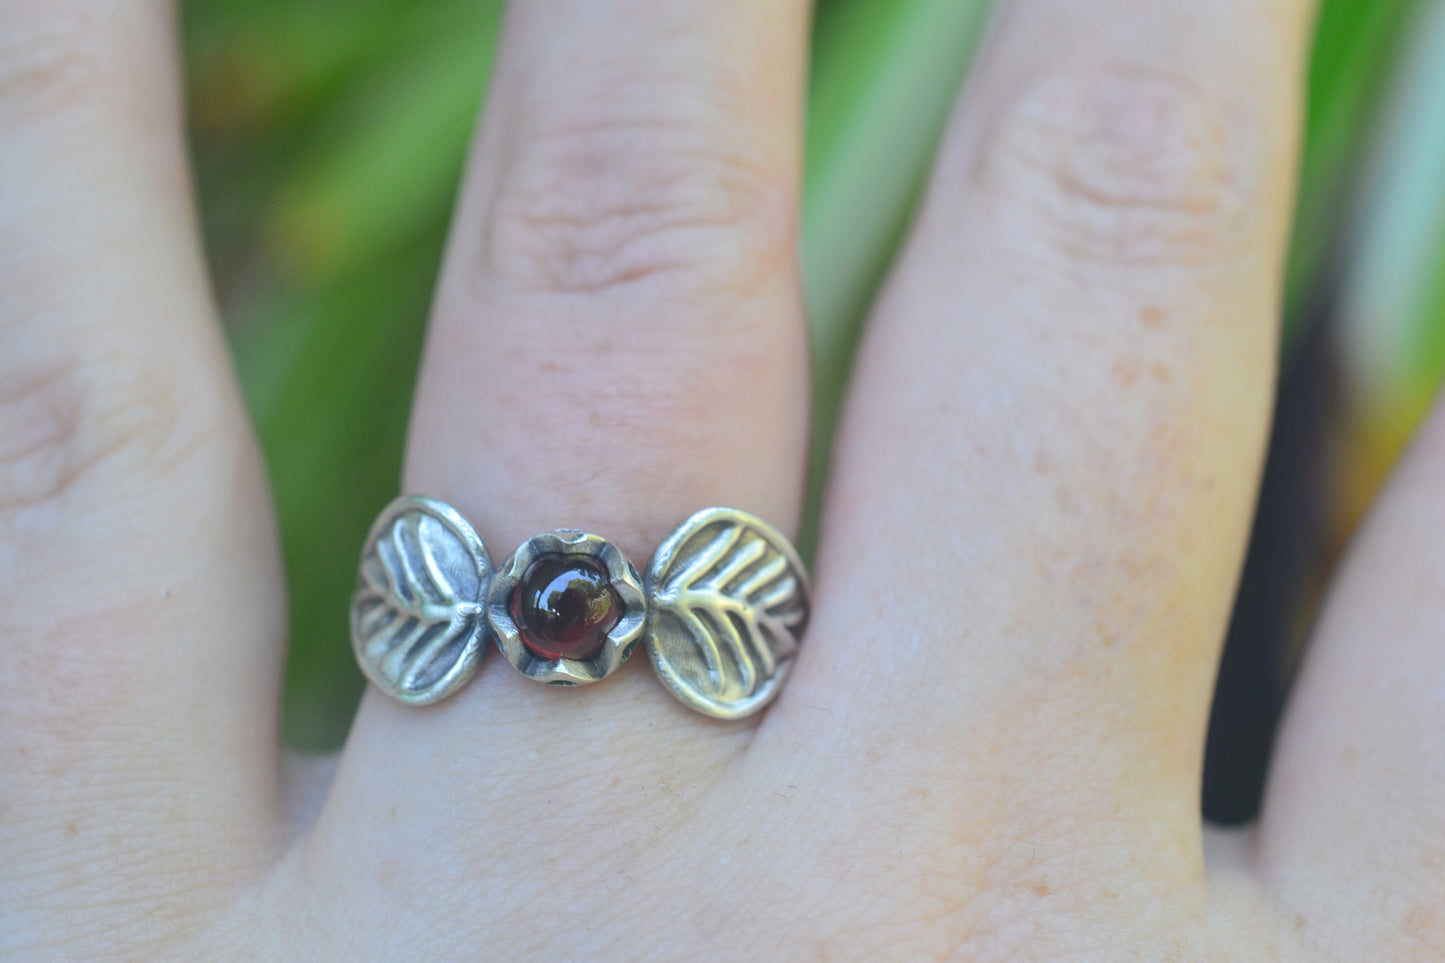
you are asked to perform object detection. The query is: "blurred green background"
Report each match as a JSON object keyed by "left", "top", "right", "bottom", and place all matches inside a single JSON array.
[{"left": 184, "top": 1, "right": 1445, "bottom": 819}]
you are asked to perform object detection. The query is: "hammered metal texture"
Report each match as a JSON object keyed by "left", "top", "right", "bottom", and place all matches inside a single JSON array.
[
  {"left": 351, "top": 496, "right": 492, "bottom": 705},
  {"left": 644, "top": 508, "right": 809, "bottom": 719},
  {"left": 488, "top": 531, "right": 646, "bottom": 686}
]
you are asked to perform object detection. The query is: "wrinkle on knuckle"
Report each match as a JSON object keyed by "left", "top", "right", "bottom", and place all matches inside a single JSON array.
[
  {"left": 0, "top": 349, "right": 207, "bottom": 520},
  {"left": 482, "top": 114, "right": 794, "bottom": 298},
  {"left": 977, "top": 63, "right": 1260, "bottom": 267}
]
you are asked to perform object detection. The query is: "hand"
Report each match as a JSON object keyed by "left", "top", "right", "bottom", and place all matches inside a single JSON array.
[{"left": 4, "top": 0, "right": 1441, "bottom": 959}]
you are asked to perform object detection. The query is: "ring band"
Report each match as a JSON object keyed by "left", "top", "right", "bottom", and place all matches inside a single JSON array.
[{"left": 350, "top": 497, "right": 810, "bottom": 720}]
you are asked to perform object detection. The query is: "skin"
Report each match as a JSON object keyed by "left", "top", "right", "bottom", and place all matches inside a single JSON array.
[{"left": 1, "top": 0, "right": 1442, "bottom": 959}]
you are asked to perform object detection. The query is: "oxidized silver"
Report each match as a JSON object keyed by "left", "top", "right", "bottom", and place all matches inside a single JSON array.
[
  {"left": 350, "top": 496, "right": 493, "bottom": 705},
  {"left": 488, "top": 530, "right": 646, "bottom": 686},
  {"left": 644, "top": 508, "right": 810, "bottom": 720}
]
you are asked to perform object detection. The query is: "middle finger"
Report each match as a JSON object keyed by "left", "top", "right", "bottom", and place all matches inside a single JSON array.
[{"left": 775, "top": 0, "right": 1311, "bottom": 921}]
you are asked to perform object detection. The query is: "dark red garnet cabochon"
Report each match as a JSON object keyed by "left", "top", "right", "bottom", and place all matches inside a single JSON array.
[{"left": 510, "top": 554, "right": 622, "bottom": 661}]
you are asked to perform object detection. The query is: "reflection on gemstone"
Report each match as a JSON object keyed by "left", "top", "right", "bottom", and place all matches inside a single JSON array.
[{"left": 510, "top": 553, "right": 621, "bottom": 661}]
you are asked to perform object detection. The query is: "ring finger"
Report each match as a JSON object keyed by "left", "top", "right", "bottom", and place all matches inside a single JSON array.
[{"left": 309, "top": 0, "right": 812, "bottom": 914}]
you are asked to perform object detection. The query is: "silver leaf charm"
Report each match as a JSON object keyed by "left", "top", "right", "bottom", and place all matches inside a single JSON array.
[
  {"left": 644, "top": 508, "right": 810, "bottom": 719},
  {"left": 350, "top": 496, "right": 492, "bottom": 705}
]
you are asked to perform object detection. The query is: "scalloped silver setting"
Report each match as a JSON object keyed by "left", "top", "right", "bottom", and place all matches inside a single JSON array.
[{"left": 487, "top": 530, "right": 646, "bottom": 686}]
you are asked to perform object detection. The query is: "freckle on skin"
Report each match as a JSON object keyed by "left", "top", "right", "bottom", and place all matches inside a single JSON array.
[
  {"left": 1111, "top": 358, "right": 1140, "bottom": 388},
  {"left": 1054, "top": 485, "right": 1077, "bottom": 512},
  {"left": 64, "top": 823, "right": 78, "bottom": 838},
  {"left": 1339, "top": 746, "right": 1357, "bottom": 773},
  {"left": 1139, "top": 305, "right": 1166, "bottom": 328},
  {"left": 1406, "top": 906, "right": 1435, "bottom": 936}
]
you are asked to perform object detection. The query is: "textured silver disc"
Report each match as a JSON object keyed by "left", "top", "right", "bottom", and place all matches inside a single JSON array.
[
  {"left": 644, "top": 508, "right": 810, "bottom": 720},
  {"left": 351, "top": 496, "right": 492, "bottom": 705},
  {"left": 488, "top": 530, "right": 646, "bottom": 686}
]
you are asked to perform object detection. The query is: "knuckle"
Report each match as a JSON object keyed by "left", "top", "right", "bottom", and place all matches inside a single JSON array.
[
  {"left": 0, "top": 8, "right": 106, "bottom": 124},
  {"left": 978, "top": 63, "right": 1260, "bottom": 267},
  {"left": 483, "top": 114, "right": 794, "bottom": 297},
  {"left": 0, "top": 349, "right": 205, "bottom": 519}
]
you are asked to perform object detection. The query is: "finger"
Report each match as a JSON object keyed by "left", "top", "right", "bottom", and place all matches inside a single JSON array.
[
  {"left": 0, "top": 0, "right": 285, "bottom": 929},
  {"left": 320, "top": 0, "right": 810, "bottom": 872},
  {"left": 768, "top": 0, "right": 1312, "bottom": 918},
  {"left": 1256, "top": 397, "right": 1445, "bottom": 957}
]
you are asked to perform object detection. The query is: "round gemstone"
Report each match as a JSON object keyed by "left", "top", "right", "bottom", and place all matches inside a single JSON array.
[{"left": 511, "top": 554, "right": 622, "bottom": 661}]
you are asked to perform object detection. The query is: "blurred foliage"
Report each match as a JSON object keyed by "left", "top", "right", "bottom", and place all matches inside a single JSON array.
[
  {"left": 1335, "top": 0, "right": 1445, "bottom": 532},
  {"left": 188, "top": 1, "right": 504, "bottom": 745},
  {"left": 183, "top": 0, "right": 1444, "bottom": 749},
  {"left": 800, "top": 1, "right": 996, "bottom": 555},
  {"left": 1285, "top": 0, "right": 1426, "bottom": 337}
]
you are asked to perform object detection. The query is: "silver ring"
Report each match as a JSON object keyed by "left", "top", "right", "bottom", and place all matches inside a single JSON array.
[{"left": 351, "top": 498, "right": 810, "bottom": 719}]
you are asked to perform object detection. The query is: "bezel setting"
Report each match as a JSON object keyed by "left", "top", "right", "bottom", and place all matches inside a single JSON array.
[{"left": 487, "top": 530, "right": 645, "bottom": 685}]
